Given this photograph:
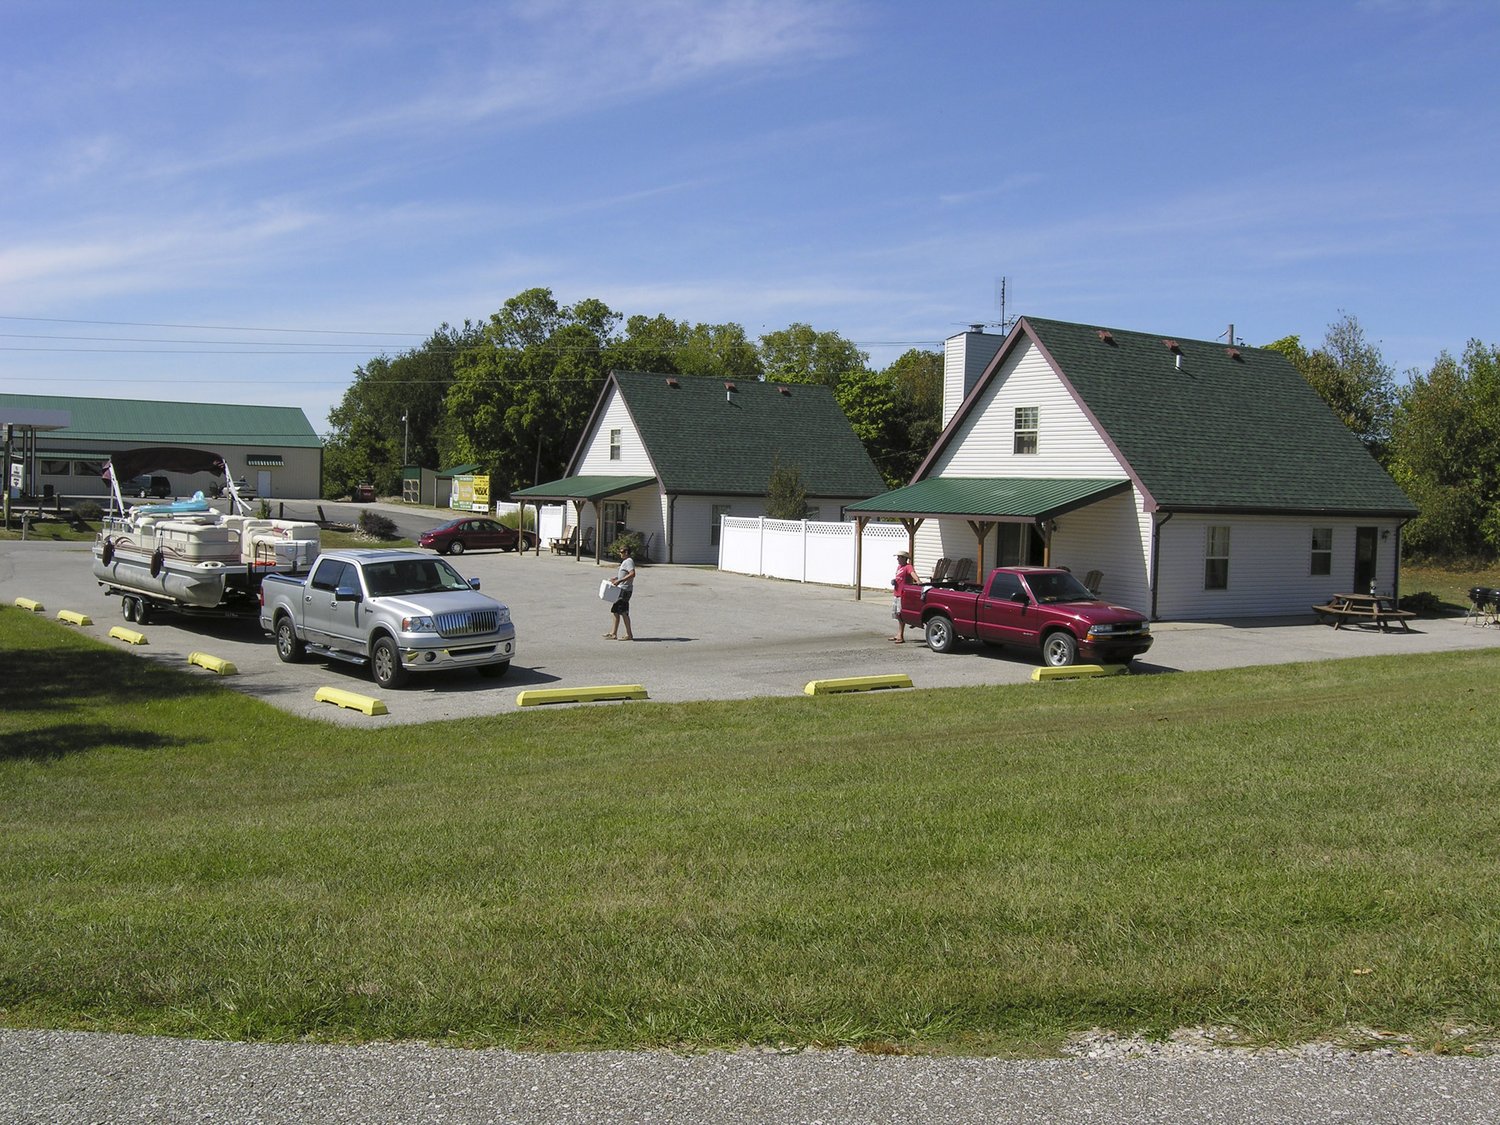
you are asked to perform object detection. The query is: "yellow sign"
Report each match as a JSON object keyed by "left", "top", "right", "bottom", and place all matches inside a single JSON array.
[{"left": 451, "top": 473, "right": 491, "bottom": 512}]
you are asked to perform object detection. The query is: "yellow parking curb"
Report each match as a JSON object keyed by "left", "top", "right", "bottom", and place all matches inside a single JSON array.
[
  {"left": 1031, "top": 664, "right": 1130, "bottom": 681},
  {"left": 108, "top": 626, "right": 149, "bottom": 645},
  {"left": 13, "top": 597, "right": 44, "bottom": 612},
  {"left": 803, "top": 674, "right": 913, "bottom": 695},
  {"left": 314, "top": 686, "right": 389, "bottom": 716},
  {"left": 56, "top": 609, "right": 94, "bottom": 627},
  {"left": 187, "top": 652, "right": 239, "bottom": 676},
  {"left": 516, "top": 684, "right": 649, "bottom": 707}
]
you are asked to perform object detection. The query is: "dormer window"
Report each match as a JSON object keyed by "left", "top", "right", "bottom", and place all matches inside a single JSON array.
[{"left": 1014, "top": 407, "right": 1039, "bottom": 455}]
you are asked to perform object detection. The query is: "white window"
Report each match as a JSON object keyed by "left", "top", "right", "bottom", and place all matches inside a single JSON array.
[
  {"left": 710, "top": 503, "right": 732, "bottom": 546},
  {"left": 1013, "top": 407, "right": 1038, "bottom": 455},
  {"left": 1310, "top": 527, "right": 1332, "bottom": 576},
  {"left": 1205, "top": 525, "right": 1230, "bottom": 590},
  {"left": 609, "top": 429, "right": 622, "bottom": 461}
]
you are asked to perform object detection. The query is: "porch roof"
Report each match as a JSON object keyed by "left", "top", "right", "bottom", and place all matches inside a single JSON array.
[
  {"left": 846, "top": 477, "right": 1131, "bottom": 522},
  {"left": 511, "top": 474, "right": 657, "bottom": 504}
]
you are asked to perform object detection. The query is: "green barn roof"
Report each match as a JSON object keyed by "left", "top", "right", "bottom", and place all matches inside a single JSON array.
[{"left": 0, "top": 392, "right": 321, "bottom": 448}]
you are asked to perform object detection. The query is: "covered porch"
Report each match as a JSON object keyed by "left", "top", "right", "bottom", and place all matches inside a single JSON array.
[
  {"left": 511, "top": 474, "right": 657, "bottom": 565},
  {"left": 844, "top": 477, "right": 1131, "bottom": 600}
]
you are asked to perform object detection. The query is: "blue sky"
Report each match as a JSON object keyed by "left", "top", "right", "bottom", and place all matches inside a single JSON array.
[{"left": 3, "top": 0, "right": 1497, "bottom": 435}]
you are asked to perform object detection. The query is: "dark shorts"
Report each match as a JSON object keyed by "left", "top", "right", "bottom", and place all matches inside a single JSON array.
[{"left": 611, "top": 589, "right": 632, "bottom": 615}]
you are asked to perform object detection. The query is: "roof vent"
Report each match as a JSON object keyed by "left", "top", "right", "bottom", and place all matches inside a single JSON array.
[
  {"left": 1226, "top": 347, "right": 1242, "bottom": 361},
  {"left": 666, "top": 377, "right": 680, "bottom": 387},
  {"left": 1096, "top": 329, "right": 1114, "bottom": 345},
  {"left": 777, "top": 385, "right": 791, "bottom": 396},
  {"left": 724, "top": 381, "right": 738, "bottom": 402},
  {"left": 1162, "top": 339, "right": 1181, "bottom": 353}
]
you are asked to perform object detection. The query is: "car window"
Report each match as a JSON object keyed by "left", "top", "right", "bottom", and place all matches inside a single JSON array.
[
  {"left": 1024, "top": 571, "right": 1095, "bottom": 603},
  {"left": 363, "top": 558, "right": 472, "bottom": 596},
  {"left": 988, "top": 572, "right": 1024, "bottom": 600},
  {"left": 311, "top": 560, "right": 353, "bottom": 592}
]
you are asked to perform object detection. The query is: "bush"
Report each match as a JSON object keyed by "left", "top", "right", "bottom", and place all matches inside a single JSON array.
[
  {"left": 71, "top": 501, "right": 103, "bottom": 522},
  {"left": 609, "top": 531, "right": 644, "bottom": 562},
  {"left": 357, "top": 510, "right": 398, "bottom": 540}
]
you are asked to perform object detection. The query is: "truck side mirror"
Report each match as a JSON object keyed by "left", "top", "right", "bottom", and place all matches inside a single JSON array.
[
  {"left": 335, "top": 585, "right": 363, "bottom": 603},
  {"left": 469, "top": 578, "right": 481, "bottom": 590}
]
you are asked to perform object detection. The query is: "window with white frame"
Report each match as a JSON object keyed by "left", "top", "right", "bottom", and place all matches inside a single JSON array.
[
  {"left": 1204, "top": 525, "right": 1230, "bottom": 589},
  {"left": 1013, "top": 407, "right": 1039, "bottom": 455},
  {"left": 710, "top": 503, "right": 731, "bottom": 546},
  {"left": 608, "top": 429, "right": 622, "bottom": 461},
  {"left": 1310, "top": 527, "right": 1332, "bottom": 576}
]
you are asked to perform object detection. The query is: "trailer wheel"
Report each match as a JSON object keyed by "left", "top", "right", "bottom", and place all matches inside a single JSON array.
[
  {"left": 120, "top": 595, "right": 135, "bottom": 622},
  {"left": 135, "top": 599, "right": 152, "bottom": 626}
]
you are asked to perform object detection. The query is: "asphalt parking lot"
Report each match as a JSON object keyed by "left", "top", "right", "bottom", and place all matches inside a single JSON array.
[{"left": 5, "top": 537, "right": 1500, "bottom": 727}]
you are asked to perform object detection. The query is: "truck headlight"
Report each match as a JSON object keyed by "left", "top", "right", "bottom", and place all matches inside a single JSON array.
[
  {"left": 402, "top": 615, "right": 437, "bottom": 632},
  {"left": 496, "top": 606, "right": 511, "bottom": 626}
]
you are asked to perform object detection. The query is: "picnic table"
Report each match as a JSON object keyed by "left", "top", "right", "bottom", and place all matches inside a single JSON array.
[{"left": 1312, "top": 592, "right": 1416, "bottom": 632}]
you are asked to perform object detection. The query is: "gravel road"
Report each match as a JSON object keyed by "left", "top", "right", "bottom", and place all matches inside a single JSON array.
[{"left": 6, "top": 1029, "right": 1500, "bottom": 1124}]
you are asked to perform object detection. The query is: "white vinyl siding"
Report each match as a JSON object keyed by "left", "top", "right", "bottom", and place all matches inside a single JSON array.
[
  {"left": 931, "top": 338, "right": 1126, "bottom": 479},
  {"left": 1154, "top": 517, "right": 1400, "bottom": 619},
  {"left": 576, "top": 389, "right": 655, "bottom": 475}
]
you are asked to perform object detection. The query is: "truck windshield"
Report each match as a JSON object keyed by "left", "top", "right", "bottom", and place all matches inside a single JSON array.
[
  {"left": 363, "top": 559, "right": 471, "bottom": 597},
  {"left": 1025, "top": 571, "right": 1096, "bottom": 603}
]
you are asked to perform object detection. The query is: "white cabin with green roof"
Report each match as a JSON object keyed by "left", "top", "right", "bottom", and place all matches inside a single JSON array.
[
  {"left": 849, "top": 317, "right": 1419, "bottom": 619},
  {"left": 514, "top": 371, "right": 886, "bottom": 564}
]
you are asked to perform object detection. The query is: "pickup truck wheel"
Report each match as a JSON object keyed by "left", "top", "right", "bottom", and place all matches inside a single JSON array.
[
  {"left": 1042, "top": 631, "right": 1079, "bottom": 667},
  {"left": 477, "top": 661, "right": 510, "bottom": 679},
  {"left": 924, "top": 615, "right": 957, "bottom": 654},
  {"left": 371, "top": 636, "right": 407, "bottom": 689},
  {"left": 448, "top": 540, "right": 466, "bottom": 556},
  {"left": 275, "top": 615, "right": 305, "bottom": 663}
]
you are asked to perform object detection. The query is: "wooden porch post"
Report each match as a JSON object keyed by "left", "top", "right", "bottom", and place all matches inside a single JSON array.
[
  {"left": 967, "top": 520, "right": 995, "bottom": 577},
  {"left": 572, "top": 499, "right": 585, "bottom": 560}
]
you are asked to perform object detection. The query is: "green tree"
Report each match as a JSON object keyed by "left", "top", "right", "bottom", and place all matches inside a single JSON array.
[
  {"left": 758, "top": 323, "right": 868, "bottom": 388},
  {"left": 611, "top": 316, "right": 764, "bottom": 380},
  {"left": 1266, "top": 313, "right": 1396, "bottom": 461},
  {"left": 445, "top": 289, "right": 621, "bottom": 492},
  {"left": 1390, "top": 339, "right": 1500, "bottom": 558},
  {"left": 322, "top": 322, "right": 479, "bottom": 498},
  {"left": 765, "top": 458, "right": 809, "bottom": 520},
  {"left": 834, "top": 349, "right": 944, "bottom": 487}
]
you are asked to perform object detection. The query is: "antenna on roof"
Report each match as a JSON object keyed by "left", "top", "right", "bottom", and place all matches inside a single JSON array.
[{"left": 1220, "top": 323, "right": 1242, "bottom": 347}]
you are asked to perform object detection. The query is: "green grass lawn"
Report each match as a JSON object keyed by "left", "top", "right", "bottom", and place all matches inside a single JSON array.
[{"left": 3, "top": 608, "right": 1500, "bottom": 1056}]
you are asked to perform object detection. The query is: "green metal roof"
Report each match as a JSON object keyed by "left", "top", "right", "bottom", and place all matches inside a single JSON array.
[
  {"left": 0, "top": 392, "right": 321, "bottom": 448},
  {"left": 594, "top": 371, "right": 887, "bottom": 498},
  {"left": 512, "top": 474, "right": 657, "bottom": 503},
  {"left": 960, "top": 318, "right": 1417, "bottom": 517},
  {"left": 847, "top": 477, "right": 1130, "bottom": 520}
]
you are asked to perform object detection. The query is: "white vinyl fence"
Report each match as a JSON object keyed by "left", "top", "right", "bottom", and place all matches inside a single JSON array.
[{"left": 718, "top": 517, "right": 908, "bottom": 589}]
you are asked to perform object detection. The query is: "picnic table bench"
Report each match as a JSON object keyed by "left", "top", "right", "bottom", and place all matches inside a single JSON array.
[{"left": 1312, "top": 592, "right": 1416, "bottom": 632}]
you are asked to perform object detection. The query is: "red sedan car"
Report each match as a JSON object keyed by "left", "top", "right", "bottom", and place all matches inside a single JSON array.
[{"left": 418, "top": 518, "right": 538, "bottom": 556}]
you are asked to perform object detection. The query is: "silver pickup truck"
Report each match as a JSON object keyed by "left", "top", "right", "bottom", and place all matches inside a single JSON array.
[{"left": 259, "top": 549, "right": 516, "bottom": 689}]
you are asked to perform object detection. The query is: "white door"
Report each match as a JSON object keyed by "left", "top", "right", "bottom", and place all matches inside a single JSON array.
[{"left": 257, "top": 469, "right": 273, "bottom": 498}]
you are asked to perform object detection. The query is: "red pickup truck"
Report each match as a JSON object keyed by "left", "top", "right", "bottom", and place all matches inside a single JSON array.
[{"left": 898, "top": 566, "right": 1153, "bottom": 667}]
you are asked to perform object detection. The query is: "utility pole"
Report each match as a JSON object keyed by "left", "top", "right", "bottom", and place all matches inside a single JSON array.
[{"left": 401, "top": 412, "right": 409, "bottom": 467}]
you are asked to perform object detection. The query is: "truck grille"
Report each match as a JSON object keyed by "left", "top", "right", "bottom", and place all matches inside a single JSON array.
[{"left": 435, "top": 609, "right": 500, "bottom": 637}]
